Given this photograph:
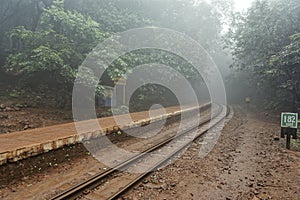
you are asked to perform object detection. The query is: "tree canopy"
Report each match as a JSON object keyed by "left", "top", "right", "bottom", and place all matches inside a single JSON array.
[
  {"left": 227, "top": 0, "right": 300, "bottom": 109},
  {"left": 0, "top": 0, "right": 230, "bottom": 108}
]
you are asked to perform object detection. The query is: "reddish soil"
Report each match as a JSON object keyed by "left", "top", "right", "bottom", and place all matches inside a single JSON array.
[
  {"left": 0, "top": 108, "right": 205, "bottom": 199},
  {"left": 122, "top": 108, "right": 300, "bottom": 200},
  {"left": 0, "top": 103, "right": 114, "bottom": 134},
  {"left": 0, "top": 105, "right": 73, "bottom": 134},
  {"left": 0, "top": 107, "right": 299, "bottom": 200}
]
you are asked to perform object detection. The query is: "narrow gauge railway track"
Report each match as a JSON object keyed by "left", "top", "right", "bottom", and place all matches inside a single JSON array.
[{"left": 51, "top": 105, "right": 229, "bottom": 200}]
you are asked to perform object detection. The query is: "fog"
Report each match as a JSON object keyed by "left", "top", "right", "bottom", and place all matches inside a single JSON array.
[{"left": 0, "top": 0, "right": 299, "bottom": 111}]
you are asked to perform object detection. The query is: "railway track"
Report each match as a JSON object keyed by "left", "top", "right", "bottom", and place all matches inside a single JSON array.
[{"left": 51, "top": 105, "right": 229, "bottom": 200}]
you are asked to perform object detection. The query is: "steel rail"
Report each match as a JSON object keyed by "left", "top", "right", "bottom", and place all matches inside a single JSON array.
[
  {"left": 107, "top": 105, "right": 230, "bottom": 200},
  {"left": 51, "top": 104, "right": 224, "bottom": 200}
]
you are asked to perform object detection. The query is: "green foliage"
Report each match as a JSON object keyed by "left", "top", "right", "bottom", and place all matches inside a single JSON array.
[
  {"left": 0, "top": 0, "right": 231, "bottom": 108},
  {"left": 4, "top": 0, "right": 107, "bottom": 108},
  {"left": 65, "top": 0, "right": 152, "bottom": 33},
  {"left": 9, "top": 89, "right": 25, "bottom": 98},
  {"left": 111, "top": 105, "right": 129, "bottom": 115},
  {"left": 270, "top": 32, "right": 300, "bottom": 102},
  {"left": 274, "top": 33, "right": 300, "bottom": 67},
  {"left": 228, "top": 0, "right": 300, "bottom": 107},
  {"left": 40, "top": 1, "right": 106, "bottom": 53}
]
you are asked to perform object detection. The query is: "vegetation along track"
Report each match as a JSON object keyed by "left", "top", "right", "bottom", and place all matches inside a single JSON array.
[{"left": 51, "top": 105, "right": 230, "bottom": 200}]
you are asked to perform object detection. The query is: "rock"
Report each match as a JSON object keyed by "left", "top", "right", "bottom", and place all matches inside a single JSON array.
[
  {"left": 254, "top": 190, "right": 260, "bottom": 195},
  {"left": 82, "top": 190, "right": 89, "bottom": 195},
  {"left": 257, "top": 182, "right": 264, "bottom": 187},
  {"left": 252, "top": 196, "right": 260, "bottom": 200},
  {"left": 265, "top": 171, "right": 272, "bottom": 176},
  {"left": 5, "top": 107, "right": 14, "bottom": 112},
  {"left": 20, "top": 120, "right": 30, "bottom": 125},
  {"left": 144, "top": 182, "right": 167, "bottom": 190},
  {"left": 0, "top": 114, "right": 8, "bottom": 119},
  {"left": 14, "top": 107, "right": 21, "bottom": 111},
  {"left": 24, "top": 125, "right": 30, "bottom": 130},
  {"left": 0, "top": 104, "right": 5, "bottom": 109},
  {"left": 170, "top": 183, "right": 176, "bottom": 187},
  {"left": 257, "top": 193, "right": 271, "bottom": 200},
  {"left": 217, "top": 185, "right": 222, "bottom": 189}
]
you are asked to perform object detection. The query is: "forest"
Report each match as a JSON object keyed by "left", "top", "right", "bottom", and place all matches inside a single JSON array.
[
  {"left": 0, "top": 0, "right": 299, "bottom": 111},
  {"left": 1, "top": 1, "right": 300, "bottom": 198}
]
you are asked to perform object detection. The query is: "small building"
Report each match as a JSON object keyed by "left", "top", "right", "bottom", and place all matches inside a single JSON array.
[
  {"left": 113, "top": 77, "right": 127, "bottom": 106},
  {"left": 97, "top": 74, "right": 127, "bottom": 108}
]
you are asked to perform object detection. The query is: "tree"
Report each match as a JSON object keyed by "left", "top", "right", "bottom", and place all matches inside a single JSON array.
[
  {"left": 4, "top": 0, "right": 106, "bottom": 107},
  {"left": 227, "top": 0, "right": 300, "bottom": 108},
  {"left": 64, "top": 0, "right": 151, "bottom": 33},
  {"left": 270, "top": 33, "right": 300, "bottom": 109},
  {"left": 1, "top": 0, "right": 231, "bottom": 109}
]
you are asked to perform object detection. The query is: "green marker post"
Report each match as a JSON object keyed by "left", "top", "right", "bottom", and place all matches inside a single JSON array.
[{"left": 281, "top": 113, "right": 298, "bottom": 149}]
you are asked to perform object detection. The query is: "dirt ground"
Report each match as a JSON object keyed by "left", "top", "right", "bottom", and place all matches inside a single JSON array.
[
  {"left": 123, "top": 107, "right": 300, "bottom": 200},
  {"left": 0, "top": 103, "right": 113, "bottom": 134},
  {"left": 0, "top": 104, "right": 73, "bottom": 134},
  {"left": 0, "top": 106, "right": 299, "bottom": 200}
]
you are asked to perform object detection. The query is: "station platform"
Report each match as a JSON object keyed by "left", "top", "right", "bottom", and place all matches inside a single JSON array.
[{"left": 0, "top": 103, "right": 210, "bottom": 165}]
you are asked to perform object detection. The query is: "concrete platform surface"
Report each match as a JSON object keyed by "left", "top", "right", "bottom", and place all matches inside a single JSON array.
[{"left": 0, "top": 103, "right": 210, "bottom": 165}]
